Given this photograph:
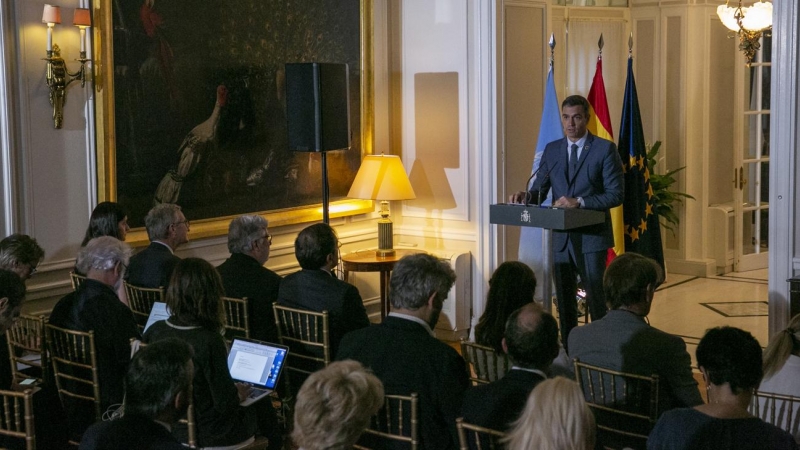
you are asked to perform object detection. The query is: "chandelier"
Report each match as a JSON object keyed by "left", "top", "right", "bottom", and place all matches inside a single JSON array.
[{"left": 716, "top": 0, "right": 773, "bottom": 64}]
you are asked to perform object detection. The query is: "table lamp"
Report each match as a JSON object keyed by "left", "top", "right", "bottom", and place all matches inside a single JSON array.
[{"left": 348, "top": 154, "right": 416, "bottom": 257}]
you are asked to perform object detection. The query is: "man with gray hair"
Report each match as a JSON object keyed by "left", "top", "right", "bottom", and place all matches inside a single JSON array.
[
  {"left": 217, "top": 215, "right": 281, "bottom": 343},
  {"left": 0, "top": 234, "right": 45, "bottom": 280},
  {"left": 50, "top": 236, "right": 141, "bottom": 440},
  {"left": 126, "top": 203, "right": 189, "bottom": 288},
  {"left": 337, "top": 253, "right": 469, "bottom": 450}
]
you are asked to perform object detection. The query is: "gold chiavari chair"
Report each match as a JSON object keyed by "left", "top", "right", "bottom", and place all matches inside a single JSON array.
[{"left": 459, "top": 339, "right": 511, "bottom": 386}]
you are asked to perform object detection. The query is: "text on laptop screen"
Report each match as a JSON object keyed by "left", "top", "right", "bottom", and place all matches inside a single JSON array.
[{"left": 228, "top": 340, "right": 287, "bottom": 389}]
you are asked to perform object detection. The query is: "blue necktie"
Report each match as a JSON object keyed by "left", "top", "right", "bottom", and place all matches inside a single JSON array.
[{"left": 569, "top": 143, "right": 578, "bottom": 180}]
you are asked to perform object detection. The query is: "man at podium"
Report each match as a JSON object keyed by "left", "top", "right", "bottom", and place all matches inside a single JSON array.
[{"left": 510, "top": 95, "right": 623, "bottom": 347}]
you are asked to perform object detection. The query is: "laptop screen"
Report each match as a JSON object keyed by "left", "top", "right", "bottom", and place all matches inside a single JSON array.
[
  {"left": 228, "top": 338, "right": 288, "bottom": 389},
  {"left": 143, "top": 302, "right": 170, "bottom": 333}
]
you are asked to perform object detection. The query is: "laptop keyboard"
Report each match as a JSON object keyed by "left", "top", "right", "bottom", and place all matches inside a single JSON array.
[{"left": 248, "top": 387, "right": 268, "bottom": 399}]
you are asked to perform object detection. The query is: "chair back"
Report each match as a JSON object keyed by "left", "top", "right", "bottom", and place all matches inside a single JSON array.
[
  {"left": 750, "top": 390, "right": 800, "bottom": 439},
  {"left": 354, "top": 393, "right": 419, "bottom": 450},
  {"left": 222, "top": 296, "right": 250, "bottom": 344},
  {"left": 0, "top": 388, "right": 36, "bottom": 450},
  {"left": 69, "top": 272, "right": 86, "bottom": 291},
  {"left": 456, "top": 418, "right": 505, "bottom": 450},
  {"left": 272, "top": 303, "right": 331, "bottom": 394},
  {"left": 573, "top": 359, "right": 659, "bottom": 450},
  {"left": 45, "top": 323, "right": 101, "bottom": 445},
  {"left": 124, "top": 282, "right": 165, "bottom": 331},
  {"left": 459, "top": 340, "right": 511, "bottom": 385},
  {"left": 129, "top": 338, "right": 198, "bottom": 448},
  {"left": 6, "top": 314, "right": 49, "bottom": 385}
]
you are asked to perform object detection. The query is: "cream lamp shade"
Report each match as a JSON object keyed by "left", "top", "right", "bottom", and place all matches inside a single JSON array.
[
  {"left": 42, "top": 5, "right": 61, "bottom": 24},
  {"left": 348, "top": 154, "right": 415, "bottom": 256}
]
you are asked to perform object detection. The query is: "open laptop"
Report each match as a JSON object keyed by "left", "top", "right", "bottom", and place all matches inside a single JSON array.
[
  {"left": 228, "top": 338, "right": 289, "bottom": 407},
  {"left": 143, "top": 302, "right": 170, "bottom": 333}
]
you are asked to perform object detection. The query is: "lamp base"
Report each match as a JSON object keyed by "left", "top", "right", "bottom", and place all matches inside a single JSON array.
[{"left": 376, "top": 216, "right": 394, "bottom": 257}]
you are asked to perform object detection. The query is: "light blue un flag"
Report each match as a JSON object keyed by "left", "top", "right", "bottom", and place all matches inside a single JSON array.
[{"left": 518, "top": 67, "right": 563, "bottom": 301}]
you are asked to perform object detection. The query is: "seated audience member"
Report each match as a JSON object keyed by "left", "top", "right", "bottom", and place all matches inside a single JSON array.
[
  {"left": 0, "top": 234, "right": 44, "bottom": 280},
  {"left": 49, "top": 236, "right": 141, "bottom": 439},
  {"left": 81, "top": 201, "right": 130, "bottom": 247},
  {"left": 144, "top": 258, "right": 281, "bottom": 449},
  {"left": 79, "top": 338, "right": 194, "bottom": 450},
  {"left": 0, "top": 269, "right": 26, "bottom": 390},
  {"left": 569, "top": 252, "right": 702, "bottom": 411},
  {"left": 337, "top": 253, "right": 469, "bottom": 450},
  {"left": 504, "top": 377, "right": 596, "bottom": 450},
  {"left": 758, "top": 314, "right": 800, "bottom": 441},
  {"left": 648, "top": 327, "right": 798, "bottom": 450},
  {"left": 291, "top": 360, "right": 384, "bottom": 450},
  {"left": 126, "top": 203, "right": 188, "bottom": 289},
  {"left": 278, "top": 223, "right": 369, "bottom": 353},
  {"left": 474, "top": 261, "right": 536, "bottom": 352},
  {"left": 462, "top": 302, "right": 559, "bottom": 432},
  {"left": 217, "top": 215, "right": 281, "bottom": 343}
]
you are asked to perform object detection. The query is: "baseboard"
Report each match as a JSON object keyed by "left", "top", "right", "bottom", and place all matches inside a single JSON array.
[{"left": 665, "top": 258, "right": 717, "bottom": 277}]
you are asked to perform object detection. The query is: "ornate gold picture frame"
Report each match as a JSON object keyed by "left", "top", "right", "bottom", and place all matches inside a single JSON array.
[{"left": 93, "top": 0, "right": 374, "bottom": 246}]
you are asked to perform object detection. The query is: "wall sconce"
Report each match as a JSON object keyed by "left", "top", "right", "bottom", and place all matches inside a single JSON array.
[
  {"left": 42, "top": 5, "right": 91, "bottom": 129},
  {"left": 716, "top": 0, "right": 772, "bottom": 65},
  {"left": 347, "top": 154, "right": 416, "bottom": 257}
]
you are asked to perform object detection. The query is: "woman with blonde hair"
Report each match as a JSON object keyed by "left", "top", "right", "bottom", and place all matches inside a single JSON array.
[{"left": 504, "top": 377, "right": 596, "bottom": 450}]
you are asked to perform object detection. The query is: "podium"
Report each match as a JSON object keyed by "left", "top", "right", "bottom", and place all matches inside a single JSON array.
[{"left": 490, "top": 203, "right": 606, "bottom": 313}]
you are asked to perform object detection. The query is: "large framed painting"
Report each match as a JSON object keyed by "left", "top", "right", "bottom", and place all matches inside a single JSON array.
[{"left": 93, "top": 0, "right": 373, "bottom": 245}]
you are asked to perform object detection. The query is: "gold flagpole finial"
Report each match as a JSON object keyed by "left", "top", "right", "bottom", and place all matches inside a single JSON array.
[
  {"left": 628, "top": 32, "right": 633, "bottom": 58},
  {"left": 598, "top": 33, "right": 604, "bottom": 59},
  {"left": 549, "top": 33, "right": 556, "bottom": 67}
]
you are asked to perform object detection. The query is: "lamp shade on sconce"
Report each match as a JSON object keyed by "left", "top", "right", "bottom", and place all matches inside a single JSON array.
[
  {"left": 348, "top": 154, "right": 416, "bottom": 201},
  {"left": 73, "top": 8, "right": 91, "bottom": 27},
  {"left": 42, "top": 4, "right": 61, "bottom": 24}
]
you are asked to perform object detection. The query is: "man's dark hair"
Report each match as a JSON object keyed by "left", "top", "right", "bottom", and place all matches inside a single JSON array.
[
  {"left": 603, "top": 253, "right": 663, "bottom": 310},
  {"left": 125, "top": 338, "right": 194, "bottom": 419},
  {"left": 390, "top": 254, "right": 456, "bottom": 310},
  {"left": 561, "top": 95, "right": 591, "bottom": 117},
  {"left": 504, "top": 304, "right": 559, "bottom": 369},
  {"left": 696, "top": 326, "right": 762, "bottom": 394},
  {"left": 0, "top": 234, "right": 45, "bottom": 271},
  {"left": 0, "top": 269, "right": 26, "bottom": 311},
  {"left": 295, "top": 223, "right": 337, "bottom": 270}
]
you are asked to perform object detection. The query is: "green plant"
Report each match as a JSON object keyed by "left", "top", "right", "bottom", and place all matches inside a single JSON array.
[{"left": 646, "top": 141, "right": 695, "bottom": 234}]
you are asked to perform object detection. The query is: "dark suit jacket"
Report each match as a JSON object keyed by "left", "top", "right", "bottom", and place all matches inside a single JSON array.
[
  {"left": 277, "top": 269, "right": 369, "bottom": 353},
  {"left": 217, "top": 253, "right": 282, "bottom": 343},
  {"left": 337, "top": 316, "right": 470, "bottom": 450},
  {"left": 568, "top": 310, "right": 703, "bottom": 411},
  {"left": 79, "top": 413, "right": 185, "bottom": 450},
  {"left": 126, "top": 242, "right": 181, "bottom": 289},
  {"left": 49, "top": 279, "right": 141, "bottom": 439},
  {"left": 461, "top": 369, "right": 545, "bottom": 432},
  {"left": 529, "top": 133, "right": 624, "bottom": 253}
]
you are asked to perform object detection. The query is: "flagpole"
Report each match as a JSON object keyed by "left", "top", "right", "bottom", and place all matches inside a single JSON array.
[{"left": 542, "top": 33, "right": 556, "bottom": 315}]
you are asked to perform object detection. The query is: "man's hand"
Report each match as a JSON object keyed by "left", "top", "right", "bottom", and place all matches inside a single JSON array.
[
  {"left": 509, "top": 191, "right": 529, "bottom": 204},
  {"left": 553, "top": 196, "right": 580, "bottom": 208},
  {"left": 235, "top": 382, "right": 253, "bottom": 402}
]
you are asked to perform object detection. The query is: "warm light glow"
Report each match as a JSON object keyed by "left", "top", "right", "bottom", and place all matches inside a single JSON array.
[
  {"left": 42, "top": 4, "right": 61, "bottom": 25},
  {"left": 716, "top": 1, "right": 772, "bottom": 32},
  {"left": 348, "top": 154, "right": 416, "bottom": 201},
  {"left": 73, "top": 8, "right": 91, "bottom": 28}
]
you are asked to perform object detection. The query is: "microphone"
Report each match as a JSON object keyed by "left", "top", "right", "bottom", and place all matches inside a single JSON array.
[{"left": 526, "top": 160, "right": 559, "bottom": 206}]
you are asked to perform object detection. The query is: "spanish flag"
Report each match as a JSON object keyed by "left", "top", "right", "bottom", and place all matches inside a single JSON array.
[{"left": 586, "top": 55, "right": 624, "bottom": 263}]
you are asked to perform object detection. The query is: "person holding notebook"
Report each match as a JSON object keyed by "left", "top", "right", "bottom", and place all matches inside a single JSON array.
[{"left": 143, "top": 258, "right": 282, "bottom": 449}]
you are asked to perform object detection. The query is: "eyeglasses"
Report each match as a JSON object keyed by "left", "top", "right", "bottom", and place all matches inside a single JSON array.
[
  {"left": 173, "top": 220, "right": 190, "bottom": 229},
  {"left": 263, "top": 233, "right": 273, "bottom": 245}
]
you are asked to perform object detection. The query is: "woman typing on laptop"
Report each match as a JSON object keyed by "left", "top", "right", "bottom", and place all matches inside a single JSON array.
[{"left": 144, "top": 258, "right": 282, "bottom": 449}]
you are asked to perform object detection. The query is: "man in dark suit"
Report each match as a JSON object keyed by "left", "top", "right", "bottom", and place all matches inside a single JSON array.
[
  {"left": 79, "top": 338, "right": 193, "bottom": 450},
  {"left": 568, "top": 252, "right": 703, "bottom": 412},
  {"left": 278, "top": 223, "right": 369, "bottom": 353},
  {"left": 50, "top": 237, "right": 141, "bottom": 441},
  {"left": 461, "top": 302, "right": 559, "bottom": 432},
  {"left": 512, "top": 95, "right": 624, "bottom": 345},
  {"left": 126, "top": 203, "right": 188, "bottom": 289},
  {"left": 337, "top": 253, "right": 469, "bottom": 450},
  {"left": 217, "top": 215, "right": 281, "bottom": 343}
]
